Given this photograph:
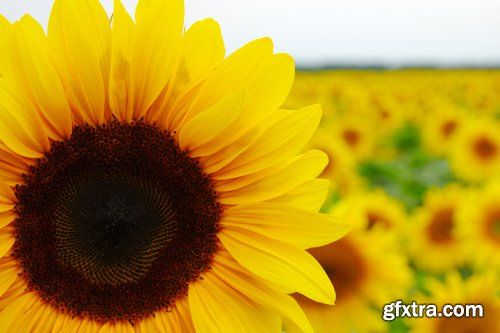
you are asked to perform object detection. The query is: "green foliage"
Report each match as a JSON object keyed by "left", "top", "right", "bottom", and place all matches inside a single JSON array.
[
  {"left": 358, "top": 123, "right": 454, "bottom": 209},
  {"left": 388, "top": 318, "right": 410, "bottom": 333}
]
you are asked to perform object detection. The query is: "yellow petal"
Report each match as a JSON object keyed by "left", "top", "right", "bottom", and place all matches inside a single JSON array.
[
  {"left": 0, "top": 205, "right": 13, "bottom": 214},
  {"left": 0, "top": 179, "right": 15, "bottom": 211},
  {"left": 183, "top": 19, "right": 225, "bottom": 81},
  {"left": 268, "top": 178, "right": 330, "bottom": 212},
  {"left": 0, "top": 171, "right": 23, "bottom": 187},
  {"left": 134, "top": 0, "right": 155, "bottom": 22},
  {"left": 189, "top": 271, "right": 280, "bottom": 333},
  {"left": 196, "top": 107, "right": 288, "bottom": 177},
  {"left": 222, "top": 203, "right": 349, "bottom": 249},
  {"left": 51, "top": 312, "right": 71, "bottom": 333},
  {"left": 0, "top": 227, "right": 14, "bottom": 258},
  {"left": 48, "top": 0, "right": 111, "bottom": 125},
  {"left": 109, "top": 0, "right": 135, "bottom": 122},
  {"left": 0, "top": 15, "right": 12, "bottom": 78},
  {"left": 197, "top": 109, "right": 288, "bottom": 174},
  {"left": 14, "top": 302, "right": 58, "bottom": 333},
  {"left": 0, "top": 292, "right": 38, "bottom": 332},
  {"left": 38, "top": 307, "right": 59, "bottom": 333},
  {"left": 60, "top": 317, "right": 84, "bottom": 333},
  {"left": 200, "top": 107, "right": 314, "bottom": 174},
  {"left": 128, "top": 0, "right": 184, "bottom": 119},
  {"left": 219, "top": 149, "right": 328, "bottom": 204},
  {"left": 0, "top": 278, "right": 25, "bottom": 312},
  {"left": 0, "top": 79, "right": 50, "bottom": 158},
  {"left": 199, "top": 127, "right": 260, "bottom": 174},
  {"left": 179, "top": 89, "right": 247, "bottom": 153},
  {"left": 0, "top": 144, "right": 31, "bottom": 174},
  {"left": 171, "top": 37, "right": 285, "bottom": 130},
  {"left": 191, "top": 39, "right": 289, "bottom": 125},
  {"left": 173, "top": 297, "right": 195, "bottom": 332},
  {"left": 0, "top": 143, "right": 30, "bottom": 186},
  {"left": 10, "top": 15, "right": 73, "bottom": 140},
  {"left": 212, "top": 252, "right": 314, "bottom": 333},
  {"left": 215, "top": 104, "right": 322, "bottom": 179},
  {"left": 0, "top": 211, "right": 15, "bottom": 230},
  {"left": 218, "top": 227, "right": 335, "bottom": 304},
  {"left": 216, "top": 149, "right": 328, "bottom": 193},
  {"left": 78, "top": 319, "right": 99, "bottom": 333},
  {"left": 0, "top": 257, "right": 19, "bottom": 298},
  {"left": 135, "top": 316, "right": 165, "bottom": 333},
  {"left": 99, "top": 321, "right": 135, "bottom": 333},
  {"left": 149, "top": 311, "right": 179, "bottom": 333}
]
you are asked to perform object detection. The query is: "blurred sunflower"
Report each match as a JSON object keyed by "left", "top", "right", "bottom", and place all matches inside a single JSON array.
[
  {"left": 406, "top": 184, "right": 468, "bottom": 272},
  {"left": 369, "top": 91, "right": 407, "bottom": 133},
  {"left": 287, "top": 224, "right": 412, "bottom": 333},
  {"left": 450, "top": 117, "right": 500, "bottom": 182},
  {"left": 308, "top": 131, "right": 365, "bottom": 197},
  {"left": 331, "top": 189, "right": 407, "bottom": 231},
  {"left": 421, "top": 101, "right": 467, "bottom": 157},
  {"left": 456, "top": 180, "right": 500, "bottom": 270},
  {"left": 0, "top": 0, "right": 349, "bottom": 332},
  {"left": 408, "top": 271, "right": 500, "bottom": 333},
  {"left": 332, "top": 80, "right": 371, "bottom": 119},
  {"left": 328, "top": 114, "right": 378, "bottom": 161}
]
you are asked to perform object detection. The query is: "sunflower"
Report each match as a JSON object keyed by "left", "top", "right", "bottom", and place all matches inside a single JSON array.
[
  {"left": 369, "top": 89, "right": 407, "bottom": 134},
  {"left": 408, "top": 271, "right": 500, "bottom": 333},
  {"left": 406, "top": 184, "right": 468, "bottom": 272},
  {"left": 420, "top": 100, "right": 467, "bottom": 157},
  {"left": 286, "top": 222, "right": 413, "bottom": 333},
  {"left": 307, "top": 131, "right": 365, "bottom": 198},
  {"left": 449, "top": 117, "right": 500, "bottom": 183},
  {"left": 328, "top": 114, "right": 378, "bottom": 161},
  {"left": 456, "top": 180, "right": 500, "bottom": 270},
  {"left": 0, "top": 1, "right": 349, "bottom": 332},
  {"left": 330, "top": 188, "right": 408, "bottom": 232}
]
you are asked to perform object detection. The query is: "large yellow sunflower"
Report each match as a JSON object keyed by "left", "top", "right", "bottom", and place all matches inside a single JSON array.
[{"left": 0, "top": 1, "right": 349, "bottom": 332}]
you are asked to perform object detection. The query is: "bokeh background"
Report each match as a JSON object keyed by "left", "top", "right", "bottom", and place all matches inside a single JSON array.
[{"left": 2, "top": 1, "right": 500, "bottom": 332}]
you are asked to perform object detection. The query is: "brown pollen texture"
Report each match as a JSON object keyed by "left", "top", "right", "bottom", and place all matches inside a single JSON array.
[{"left": 13, "top": 120, "right": 221, "bottom": 323}]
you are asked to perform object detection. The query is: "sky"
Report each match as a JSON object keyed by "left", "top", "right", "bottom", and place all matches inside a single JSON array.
[{"left": 1, "top": 0, "right": 500, "bottom": 67}]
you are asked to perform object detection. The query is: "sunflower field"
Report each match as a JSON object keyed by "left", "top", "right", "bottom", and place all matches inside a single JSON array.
[
  {"left": 283, "top": 69, "right": 500, "bottom": 333},
  {"left": 1, "top": 0, "right": 500, "bottom": 331}
]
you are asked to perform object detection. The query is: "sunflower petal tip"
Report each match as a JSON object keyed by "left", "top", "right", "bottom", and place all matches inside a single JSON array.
[{"left": 252, "top": 36, "right": 274, "bottom": 52}]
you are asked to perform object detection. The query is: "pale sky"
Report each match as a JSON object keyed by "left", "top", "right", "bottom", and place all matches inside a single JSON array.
[{"left": 1, "top": 0, "right": 500, "bottom": 67}]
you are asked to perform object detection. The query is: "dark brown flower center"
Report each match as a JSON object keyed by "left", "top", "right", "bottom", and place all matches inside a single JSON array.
[
  {"left": 366, "top": 211, "right": 391, "bottom": 230},
  {"left": 427, "top": 207, "right": 454, "bottom": 243},
  {"left": 473, "top": 137, "right": 497, "bottom": 160},
  {"left": 342, "top": 129, "right": 360, "bottom": 147},
  {"left": 13, "top": 120, "right": 221, "bottom": 323},
  {"left": 441, "top": 120, "right": 457, "bottom": 138},
  {"left": 308, "top": 238, "right": 366, "bottom": 303},
  {"left": 485, "top": 209, "right": 500, "bottom": 243}
]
